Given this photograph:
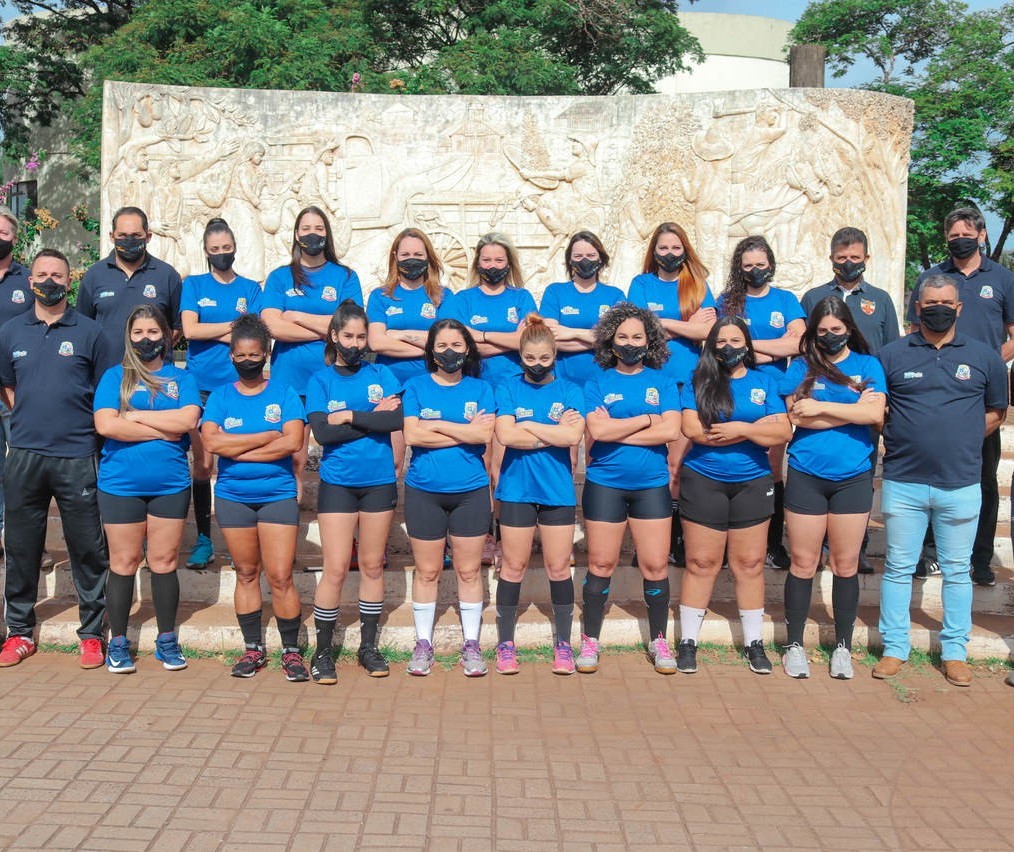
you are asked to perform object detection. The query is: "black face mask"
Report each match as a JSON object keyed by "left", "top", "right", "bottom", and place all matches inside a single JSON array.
[
  {"left": 613, "top": 344, "right": 647, "bottom": 366},
  {"left": 233, "top": 358, "right": 266, "bottom": 380},
  {"left": 833, "top": 260, "right": 865, "bottom": 283},
  {"left": 114, "top": 236, "right": 147, "bottom": 263},
  {"left": 919, "top": 304, "right": 958, "bottom": 333},
  {"left": 32, "top": 278, "right": 67, "bottom": 307},
  {"left": 716, "top": 344, "right": 749, "bottom": 369},
  {"left": 816, "top": 331, "right": 850, "bottom": 355},
  {"left": 335, "top": 341, "right": 365, "bottom": 367},
  {"left": 572, "top": 258, "right": 602, "bottom": 280},
  {"left": 523, "top": 362, "right": 553, "bottom": 382},
  {"left": 0, "top": 239, "right": 12, "bottom": 261},
  {"left": 742, "top": 267, "right": 773, "bottom": 288},
  {"left": 478, "top": 265, "right": 511, "bottom": 286},
  {"left": 947, "top": 237, "right": 980, "bottom": 260},
  {"left": 131, "top": 337, "right": 165, "bottom": 362},
  {"left": 434, "top": 348, "right": 466, "bottom": 373},
  {"left": 208, "top": 252, "right": 235, "bottom": 272},
  {"left": 397, "top": 258, "right": 429, "bottom": 281},
  {"left": 297, "top": 234, "right": 327, "bottom": 257},
  {"left": 655, "top": 252, "right": 685, "bottom": 274}
]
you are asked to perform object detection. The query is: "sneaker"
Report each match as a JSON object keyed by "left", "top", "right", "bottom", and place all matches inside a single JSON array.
[
  {"left": 647, "top": 635, "right": 677, "bottom": 674},
  {"left": 80, "top": 638, "right": 105, "bottom": 669},
  {"left": 830, "top": 644, "right": 854, "bottom": 680},
  {"left": 765, "top": 545, "right": 790, "bottom": 570},
  {"left": 357, "top": 644, "right": 390, "bottom": 677},
  {"left": 972, "top": 566, "right": 997, "bottom": 587},
  {"left": 311, "top": 649, "right": 338, "bottom": 684},
  {"left": 407, "top": 639, "right": 435, "bottom": 676},
  {"left": 154, "top": 632, "right": 188, "bottom": 671},
  {"left": 231, "top": 646, "right": 267, "bottom": 678},
  {"left": 460, "top": 640, "right": 488, "bottom": 677},
  {"left": 40, "top": 550, "right": 54, "bottom": 570},
  {"left": 281, "top": 650, "right": 309, "bottom": 682},
  {"left": 105, "top": 635, "right": 136, "bottom": 674},
  {"left": 669, "top": 539, "right": 686, "bottom": 568},
  {"left": 443, "top": 543, "right": 453, "bottom": 570},
  {"left": 914, "top": 554, "right": 939, "bottom": 580},
  {"left": 676, "top": 639, "right": 698, "bottom": 674},
  {"left": 744, "top": 640, "right": 773, "bottom": 674},
  {"left": 576, "top": 634, "right": 600, "bottom": 674},
  {"left": 0, "top": 635, "right": 36, "bottom": 667},
  {"left": 552, "top": 641, "right": 575, "bottom": 675},
  {"left": 857, "top": 549, "right": 874, "bottom": 575},
  {"left": 481, "top": 534, "right": 497, "bottom": 566},
  {"left": 495, "top": 641, "right": 520, "bottom": 675},
  {"left": 185, "top": 533, "right": 215, "bottom": 569},
  {"left": 781, "top": 643, "right": 810, "bottom": 679}
]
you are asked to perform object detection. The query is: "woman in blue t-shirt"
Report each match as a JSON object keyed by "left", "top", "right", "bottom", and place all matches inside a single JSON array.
[
  {"left": 180, "top": 217, "right": 263, "bottom": 571},
  {"left": 201, "top": 315, "right": 308, "bottom": 683},
  {"left": 678, "top": 316, "right": 792, "bottom": 677},
  {"left": 261, "top": 206, "right": 363, "bottom": 503},
  {"left": 305, "top": 301, "right": 403, "bottom": 685},
  {"left": 402, "top": 319, "right": 496, "bottom": 678},
  {"left": 493, "top": 315, "right": 585, "bottom": 676},
  {"left": 778, "top": 296, "right": 886, "bottom": 681},
  {"left": 718, "top": 235, "right": 805, "bottom": 572},
  {"left": 579, "top": 303, "right": 681, "bottom": 676},
  {"left": 94, "top": 305, "right": 202, "bottom": 675}
]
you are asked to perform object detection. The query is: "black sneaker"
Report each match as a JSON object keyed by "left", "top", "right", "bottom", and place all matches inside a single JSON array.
[
  {"left": 357, "top": 644, "right": 390, "bottom": 678},
  {"left": 231, "top": 646, "right": 267, "bottom": 678},
  {"left": 858, "top": 549, "right": 874, "bottom": 575},
  {"left": 972, "top": 567, "right": 997, "bottom": 587},
  {"left": 311, "top": 649, "right": 338, "bottom": 685},
  {"left": 669, "top": 539, "right": 686, "bottom": 568},
  {"left": 744, "top": 640, "right": 773, "bottom": 675},
  {"left": 281, "top": 650, "right": 310, "bottom": 682},
  {"left": 676, "top": 639, "right": 698, "bottom": 674},
  {"left": 765, "top": 545, "right": 790, "bottom": 571},
  {"left": 914, "top": 555, "right": 939, "bottom": 580}
]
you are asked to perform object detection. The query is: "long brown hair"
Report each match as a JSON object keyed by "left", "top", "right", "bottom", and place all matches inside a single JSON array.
[
  {"left": 793, "top": 295, "right": 871, "bottom": 399},
  {"left": 119, "top": 305, "right": 173, "bottom": 412},
  {"left": 290, "top": 205, "right": 346, "bottom": 293},
  {"left": 382, "top": 228, "right": 445, "bottom": 307},
  {"left": 640, "top": 222, "right": 709, "bottom": 320}
]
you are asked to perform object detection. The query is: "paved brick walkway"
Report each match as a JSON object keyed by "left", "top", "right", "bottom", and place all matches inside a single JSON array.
[{"left": 0, "top": 652, "right": 1012, "bottom": 851}]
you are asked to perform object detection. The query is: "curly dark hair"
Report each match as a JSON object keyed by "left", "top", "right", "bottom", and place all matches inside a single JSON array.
[
  {"left": 692, "top": 316, "right": 757, "bottom": 428},
  {"left": 718, "top": 235, "right": 777, "bottom": 320},
  {"left": 792, "top": 295, "right": 871, "bottom": 399},
  {"left": 592, "top": 302, "right": 669, "bottom": 370},
  {"left": 230, "top": 313, "right": 271, "bottom": 355},
  {"left": 423, "top": 318, "right": 482, "bottom": 378}
]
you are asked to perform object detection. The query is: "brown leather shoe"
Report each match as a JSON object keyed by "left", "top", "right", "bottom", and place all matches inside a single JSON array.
[
  {"left": 872, "top": 656, "right": 905, "bottom": 679},
  {"left": 943, "top": 659, "right": 972, "bottom": 687}
]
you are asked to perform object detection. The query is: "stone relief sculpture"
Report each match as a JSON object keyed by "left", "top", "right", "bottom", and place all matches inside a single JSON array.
[{"left": 102, "top": 82, "right": 912, "bottom": 310}]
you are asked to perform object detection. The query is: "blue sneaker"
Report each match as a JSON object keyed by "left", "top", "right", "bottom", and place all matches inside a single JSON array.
[
  {"left": 154, "top": 631, "right": 188, "bottom": 671},
  {"left": 186, "top": 534, "right": 215, "bottom": 569},
  {"left": 106, "top": 635, "right": 135, "bottom": 674}
]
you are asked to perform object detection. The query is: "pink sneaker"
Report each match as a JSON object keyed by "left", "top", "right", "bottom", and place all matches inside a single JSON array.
[
  {"left": 576, "top": 634, "right": 599, "bottom": 673},
  {"left": 79, "top": 638, "right": 105, "bottom": 670},
  {"left": 481, "top": 534, "right": 501, "bottom": 567},
  {"left": 648, "top": 635, "right": 677, "bottom": 674},
  {"left": 552, "top": 640, "right": 575, "bottom": 675},
  {"left": 495, "top": 641, "right": 519, "bottom": 675}
]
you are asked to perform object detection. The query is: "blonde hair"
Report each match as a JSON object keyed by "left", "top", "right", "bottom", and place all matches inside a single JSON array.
[
  {"left": 382, "top": 228, "right": 445, "bottom": 306},
  {"left": 119, "top": 305, "right": 172, "bottom": 412},
  {"left": 468, "top": 232, "right": 525, "bottom": 289}
]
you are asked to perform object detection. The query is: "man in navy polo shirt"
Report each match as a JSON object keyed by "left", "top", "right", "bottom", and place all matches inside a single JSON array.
[
  {"left": 78, "top": 206, "right": 182, "bottom": 361},
  {"left": 906, "top": 207, "right": 1014, "bottom": 586},
  {"left": 877, "top": 275, "right": 1008, "bottom": 687},
  {"left": 0, "top": 249, "right": 113, "bottom": 670}
]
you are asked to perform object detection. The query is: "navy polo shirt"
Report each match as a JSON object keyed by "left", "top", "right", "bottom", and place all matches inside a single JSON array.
[
  {"left": 78, "top": 251, "right": 182, "bottom": 361},
  {"left": 801, "top": 279, "right": 900, "bottom": 354},
  {"left": 0, "top": 307, "right": 115, "bottom": 458},
  {"left": 907, "top": 257, "right": 1014, "bottom": 352},
  {"left": 0, "top": 261, "right": 34, "bottom": 328},
  {"left": 879, "top": 332, "right": 1008, "bottom": 488}
]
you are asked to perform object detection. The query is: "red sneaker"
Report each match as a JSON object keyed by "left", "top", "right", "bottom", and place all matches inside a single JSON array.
[
  {"left": 0, "top": 636, "right": 36, "bottom": 667},
  {"left": 79, "top": 638, "right": 104, "bottom": 669}
]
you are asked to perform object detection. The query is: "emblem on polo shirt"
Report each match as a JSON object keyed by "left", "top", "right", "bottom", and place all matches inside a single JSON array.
[
  {"left": 645, "top": 387, "right": 660, "bottom": 406},
  {"left": 11, "top": 290, "right": 24, "bottom": 304},
  {"left": 197, "top": 297, "right": 216, "bottom": 307},
  {"left": 463, "top": 401, "right": 478, "bottom": 420},
  {"left": 12, "top": 349, "right": 26, "bottom": 359},
  {"left": 603, "top": 393, "right": 623, "bottom": 405},
  {"left": 367, "top": 384, "right": 383, "bottom": 403},
  {"left": 321, "top": 286, "right": 337, "bottom": 302},
  {"left": 58, "top": 341, "right": 74, "bottom": 357},
  {"left": 385, "top": 306, "right": 403, "bottom": 316},
  {"left": 235, "top": 298, "right": 248, "bottom": 314},
  {"left": 98, "top": 290, "right": 115, "bottom": 299},
  {"left": 750, "top": 388, "right": 767, "bottom": 405},
  {"left": 327, "top": 400, "right": 345, "bottom": 412},
  {"left": 514, "top": 406, "right": 534, "bottom": 419},
  {"left": 548, "top": 402, "right": 565, "bottom": 422},
  {"left": 224, "top": 416, "right": 243, "bottom": 429},
  {"left": 165, "top": 381, "right": 179, "bottom": 400},
  {"left": 561, "top": 306, "right": 580, "bottom": 316},
  {"left": 980, "top": 286, "right": 994, "bottom": 299},
  {"left": 903, "top": 371, "right": 923, "bottom": 380},
  {"left": 470, "top": 315, "right": 488, "bottom": 326},
  {"left": 769, "top": 312, "right": 785, "bottom": 329},
  {"left": 420, "top": 407, "right": 441, "bottom": 419},
  {"left": 143, "top": 284, "right": 157, "bottom": 299},
  {"left": 955, "top": 364, "right": 971, "bottom": 381},
  {"left": 421, "top": 302, "right": 436, "bottom": 319},
  {"left": 861, "top": 299, "right": 876, "bottom": 316},
  {"left": 264, "top": 403, "right": 282, "bottom": 423},
  {"left": 507, "top": 307, "right": 519, "bottom": 324}
]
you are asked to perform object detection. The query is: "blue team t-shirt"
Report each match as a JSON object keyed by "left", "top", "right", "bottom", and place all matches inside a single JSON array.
[
  {"left": 720, "top": 286, "right": 805, "bottom": 378},
  {"left": 494, "top": 374, "right": 584, "bottom": 507},
  {"left": 305, "top": 362, "right": 402, "bottom": 488},
  {"left": 539, "top": 280, "right": 624, "bottom": 385},
  {"left": 438, "top": 287, "right": 538, "bottom": 384},
  {"left": 402, "top": 373, "right": 496, "bottom": 493},
  {"left": 584, "top": 367, "right": 680, "bottom": 489},
  {"left": 262, "top": 262, "right": 363, "bottom": 394},
  {"left": 778, "top": 352, "right": 887, "bottom": 481},
  {"left": 682, "top": 369, "right": 786, "bottom": 482},
  {"left": 181, "top": 272, "right": 263, "bottom": 392},
  {"left": 202, "top": 381, "right": 306, "bottom": 502},
  {"left": 628, "top": 273, "right": 717, "bottom": 387},
  {"left": 366, "top": 283, "right": 452, "bottom": 385},
  {"left": 94, "top": 364, "right": 202, "bottom": 497}
]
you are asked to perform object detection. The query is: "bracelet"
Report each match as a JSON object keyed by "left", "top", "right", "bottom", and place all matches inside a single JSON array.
[{"left": 481, "top": 331, "right": 487, "bottom": 344}]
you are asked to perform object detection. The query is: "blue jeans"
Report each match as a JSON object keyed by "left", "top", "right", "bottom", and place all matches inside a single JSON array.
[{"left": 880, "top": 480, "right": 980, "bottom": 661}]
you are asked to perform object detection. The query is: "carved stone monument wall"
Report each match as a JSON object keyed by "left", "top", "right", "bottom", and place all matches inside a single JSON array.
[{"left": 102, "top": 82, "right": 913, "bottom": 310}]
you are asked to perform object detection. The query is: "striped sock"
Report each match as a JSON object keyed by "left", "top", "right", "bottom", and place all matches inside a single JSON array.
[
  {"left": 314, "top": 605, "right": 339, "bottom": 653},
  {"left": 359, "top": 599, "right": 383, "bottom": 648}
]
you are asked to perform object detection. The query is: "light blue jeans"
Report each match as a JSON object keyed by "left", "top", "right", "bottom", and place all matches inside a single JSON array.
[{"left": 880, "top": 480, "right": 980, "bottom": 661}]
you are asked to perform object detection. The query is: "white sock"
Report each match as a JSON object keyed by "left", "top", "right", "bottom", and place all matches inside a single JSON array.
[
  {"left": 413, "top": 601, "right": 436, "bottom": 643},
  {"left": 679, "top": 605, "right": 707, "bottom": 644},
  {"left": 739, "top": 608, "right": 765, "bottom": 646},
  {"left": 459, "top": 600, "right": 484, "bottom": 642}
]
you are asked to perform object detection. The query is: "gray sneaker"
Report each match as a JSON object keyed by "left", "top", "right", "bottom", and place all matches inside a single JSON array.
[
  {"left": 407, "top": 639, "right": 435, "bottom": 676},
  {"left": 576, "top": 634, "right": 600, "bottom": 673},
  {"left": 782, "top": 643, "right": 810, "bottom": 679},
  {"left": 647, "top": 636, "right": 677, "bottom": 674},
  {"left": 830, "top": 644, "right": 854, "bottom": 680},
  {"left": 459, "top": 640, "right": 488, "bottom": 677}
]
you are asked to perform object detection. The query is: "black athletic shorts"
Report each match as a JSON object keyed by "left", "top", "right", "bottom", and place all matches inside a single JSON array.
[
  {"left": 318, "top": 481, "right": 398, "bottom": 514},
  {"left": 581, "top": 480, "right": 671, "bottom": 523},
  {"left": 98, "top": 487, "right": 191, "bottom": 524},
  {"left": 680, "top": 467, "right": 773, "bottom": 532},
  {"left": 215, "top": 496, "right": 299, "bottom": 528},
  {"left": 499, "top": 501, "right": 575, "bottom": 528},
  {"left": 785, "top": 467, "right": 873, "bottom": 516},
  {"left": 404, "top": 485, "right": 491, "bottom": 540}
]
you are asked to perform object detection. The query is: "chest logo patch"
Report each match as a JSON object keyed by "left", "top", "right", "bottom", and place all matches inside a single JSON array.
[
  {"left": 420, "top": 407, "right": 441, "bottom": 419},
  {"left": 285, "top": 288, "right": 300, "bottom": 297},
  {"left": 645, "top": 387, "right": 660, "bottom": 406},
  {"left": 463, "top": 401, "right": 478, "bottom": 420},
  {"left": 549, "top": 401, "right": 565, "bottom": 422},
  {"left": 321, "top": 286, "right": 337, "bottom": 302},
  {"left": 599, "top": 304, "right": 610, "bottom": 318},
  {"left": 264, "top": 403, "right": 282, "bottom": 423},
  {"left": 12, "top": 349, "right": 27, "bottom": 359},
  {"left": 813, "top": 381, "right": 826, "bottom": 391},
  {"left": 769, "top": 311, "right": 785, "bottom": 329},
  {"left": 143, "top": 284, "right": 157, "bottom": 299},
  {"left": 327, "top": 400, "right": 346, "bottom": 412},
  {"left": 235, "top": 298, "right": 248, "bottom": 314},
  {"left": 470, "top": 314, "right": 488, "bottom": 326},
  {"left": 750, "top": 388, "right": 767, "bottom": 405},
  {"left": 514, "top": 406, "right": 534, "bottom": 419},
  {"left": 11, "top": 290, "right": 24, "bottom": 304},
  {"left": 367, "top": 384, "right": 384, "bottom": 403},
  {"left": 385, "top": 306, "right": 404, "bottom": 316},
  {"left": 903, "top": 371, "right": 923, "bottom": 379},
  {"left": 421, "top": 302, "right": 436, "bottom": 319},
  {"left": 561, "top": 306, "right": 580, "bottom": 316},
  {"left": 198, "top": 297, "right": 216, "bottom": 308},
  {"left": 98, "top": 290, "right": 115, "bottom": 299},
  {"left": 603, "top": 393, "right": 623, "bottom": 405},
  {"left": 507, "top": 306, "right": 519, "bottom": 324},
  {"left": 648, "top": 301, "right": 664, "bottom": 312},
  {"left": 861, "top": 299, "right": 876, "bottom": 316},
  {"left": 165, "top": 381, "right": 179, "bottom": 400},
  {"left": 955, "top": 364, "right": 971, "bottom": 381},
  {"left": 58, "top": 341, "right": 74, "bottom": 357},
  {"left": 980, "top": 285, "right": 994, "bottom": 299},
  {"left": 224, "top": 416, "right": 243, "bottom": 429}
]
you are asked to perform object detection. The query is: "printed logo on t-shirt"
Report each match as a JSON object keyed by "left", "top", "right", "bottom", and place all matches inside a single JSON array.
[
  {"left": 861, "top": 298, "right": 876, "bottom": 316},
  {"left": 143, "top": 284, "right": 157, "bottom": 299},
  {"left": 648, "top": 301, "right": 664, "bottom": 312},
  {"left": 321, "top": 286, "right": 338, "bottom": 302},
  {"left": 470, "top": 314, "right": 488, "bottom": 326},
  {"left": 548, "top": 401, "right": 565, "bottom": 422},
  {"left": 367, "top": 384, "right": 384, "bottom": 403},
  {"left": 224, "top": 416, "right": 243, "bottom": 429},
  {"left": 327, "top": 400, "right": 346, "bottom": 412},
  {"left": 903, "top": 371, "right": 923, "bottom": 380},
  {"left": 165, "top": 381, "right": 179, "bottom": 400},
  {"left": 603, "top": 393, "right": 623, "bottom": 405},
  {"left": 955, "top": 364, "right": 971, "bottom": 381},
  {"left": 598, "top": 304, "right": 610, "bottom": 318},
  {"left": 421, "top": 302, "right": 437, "bottom": 319},
  {"left": 813, "top": 381, "right": 826, "bottom": 390},
  {"left": 645, "top": 387, "right": 660, "bottom": 406},
  {"left": 561, "top": 306, "right": 580, "bottom": 316},
  {"left": 507, "top": 307, "right": 519, "bottom": 324},
  {"left": 464, "top": 401, "right": 478, "bottom": 421},
  {"left": 264, "top": 403, "right": 282, "bottom": 423},
  {"left": 749, "top": 388, "right": 767, "bottom": 405},
  {"left": 235, "top": 298, "right": 248, "bottom": 314},
  {"left": 12, "top": 349, "right": 26, "bottom": 359},
  {"left": 11, "top": 290, "right": 24, "bottom": 304},
  {"left": 980, "top": 285, "right": 994, "bottom": 299},
  {"left": 769, "top": 311, "right": 785, "bottom": 329},
  {"left": 197, "top": 297, "right": 217, "bottom": 307},
  {"left": 850, "top": 375, "right": 863, "bottom": 384},
  {"left": 420, "top": 407, "right": 441, "bottom": 419},
  {"left": 514, "top": 406, "right": 534, "bottom": 419},
  {"left": 286, "top": 288, "right": 300, "bottom": 297},
  {"left": 58, "top": 341, "right": 74, "bottom": 357},
  {"left": 385, "top": 306, "right": 404, "bottom": 317},
  {"left": 98, "top": 290, "right": 115, "bottom": 299}
]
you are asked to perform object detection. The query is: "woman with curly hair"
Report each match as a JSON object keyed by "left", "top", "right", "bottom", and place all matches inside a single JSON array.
[
  {"left": 777, "top": 296, "right": 886, "bottom": 680},
  {"left": 577, "top": 303, "right": 682, "bottom": 675},
  {"left": 677, "top": 317, "right": 792, "bottom": 676},
  {"left": 718, "top": 235, "right": 805, "bottom": 571}
]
